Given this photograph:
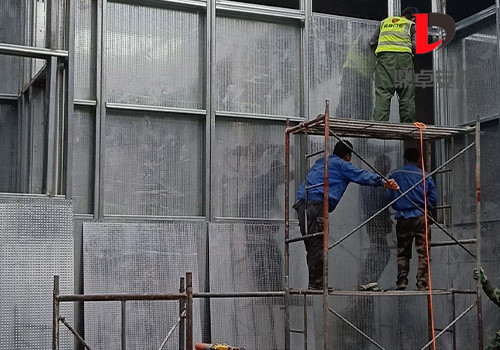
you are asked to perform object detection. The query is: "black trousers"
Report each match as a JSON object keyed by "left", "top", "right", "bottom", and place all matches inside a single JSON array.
[{"left": 293, "top": 200, "right": 325, "bottom": 288}]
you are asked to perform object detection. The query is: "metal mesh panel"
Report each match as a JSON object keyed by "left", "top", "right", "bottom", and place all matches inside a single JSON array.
[
  {"left": 450, "top": 121, "right": 500, "bottom": 224},
  {"left": 437, "top": 21, "right": 500, "bottom": 125},
  {"left": 209, "top": 223, "right": 309, "bottom": 349},
  {"left": 106, "top": 2, "right": 204, "bottom": 108},
  {"left": 0, "top": 103, "right": 17, "bottom": 192},
  {"left": 83, "top": 221, "right": 202, "bottom": 350},
  {"left": 215, "top": 17, "right": 301, "bottom": 117},
  {"left": 0, "top": 196, "right": 73, "bottom": 350},
  {"left": 104, "top": 111, "right": 204, "bottom": 216},
  {"left": 73, "top": 107, "right": 95, "bottom": 214},
  {"left": 213, "top": 118, "right": 299, "bottom": 218},
  {"left": 74, "top": 0, "right": 95, "bottom": 100},
  {"left": 309, "top": 15, "right": 378, "bottom": 120}
]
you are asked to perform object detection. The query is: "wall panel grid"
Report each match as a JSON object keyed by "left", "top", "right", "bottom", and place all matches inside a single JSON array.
[
  {"left": 215, "top": 16, "right": 301, "bottom": 117},
  {"left": 213, "top": 118, "right": 300, "bottom": 219},
  {"left": 83, "top": 221, "right": 203, "bottom": 350},
  {"left": 309, "top": 15, "right": 378, "bottom": 120},
  {"left": 0, "top": 196, "right": 74, "bottom": 350},
  {"left": 106, "top": 2, "right": 205, "bottom": 109},
  {"left": 103, "top": 110, "right": 204, "bottom": 217}
]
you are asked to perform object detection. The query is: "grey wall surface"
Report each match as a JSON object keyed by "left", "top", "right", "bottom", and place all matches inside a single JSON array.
[{"left": 0, "top": 196, "right": 74, "bottom": 350}]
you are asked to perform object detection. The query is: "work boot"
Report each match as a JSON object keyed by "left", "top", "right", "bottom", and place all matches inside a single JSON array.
[
  {"left": 396, "top": 277, "right": 408, "bottom": 290},
  {"left": 416, "top": 282, "right": 429, "bottom": 291}
]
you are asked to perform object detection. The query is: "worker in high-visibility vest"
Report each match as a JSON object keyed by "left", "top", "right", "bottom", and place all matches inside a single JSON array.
[{"left": 369, "top": 7, "right": 418, "bottom": 123}]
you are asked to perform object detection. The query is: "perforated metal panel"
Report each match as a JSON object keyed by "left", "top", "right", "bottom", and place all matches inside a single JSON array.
[
  {"left": 309, "top": 15, "right": 378, "bottom": 120},
  {"left": 73, "top": 107, "right": 95, "bottom": 214},
  {"left": 83, "top": 221, "right": 203, "bottom": 350},
  {"left": 213, "top": 118, "right": 299, "bottom": 218},
  {"left": 106, "top": 2, "right": 204, "bottom": 108},
  {"left": 209, "top": 223, "right": 311, "bottom": 349},
  {"left": 215, "top": 17, "right": 301, "bottom": 117},
  {"left": 0, "top": 196, "right": 73, "bottom": 350},
  {"left": 0, "top": 103, "right": 17, "bottom": 192},
  {"left": 74, "top": 0, "right": 95, "bottom": 100},
  {"left": 436, "top": 22, "right": 500, "bottom": 125},
  {"left": 104, "top": 111, "right": 204, "bottom": 216}
]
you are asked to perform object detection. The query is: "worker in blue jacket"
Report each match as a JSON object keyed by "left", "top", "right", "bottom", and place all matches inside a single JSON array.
[
  {"left": 293, "top": 140, "right": 399, "bottom": 290},
  {"left": 386, "top": 147, "right": 437, "bottom": 290}
]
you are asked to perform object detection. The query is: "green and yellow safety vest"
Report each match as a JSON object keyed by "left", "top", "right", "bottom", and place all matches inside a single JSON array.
[{"left": 375, "top": 16, "right": 413, "bottom": 55}]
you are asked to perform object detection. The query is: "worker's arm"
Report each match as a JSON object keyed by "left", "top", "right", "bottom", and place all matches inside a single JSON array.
[
  {"left": 410, "top": 22, "right": 416, "bottom": 53},
  {"left": 369, "top": 25, "right": 380, "bottom": 51},
  {"left": 426, "top": 175, "right": 438, "bottom": 208},
  {"left": 340, "top": 161, "right": 384, "bottom": 186},
  {"left": 474, "top": 268, "right": 500, "bottom": 307},
  {"left": 483, "top": 280, "right": 500, "bottom": 307}
]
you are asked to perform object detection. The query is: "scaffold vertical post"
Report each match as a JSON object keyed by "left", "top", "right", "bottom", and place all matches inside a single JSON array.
[
  {"left": 475, "top": 116, "right": 483, "bottom": 350},
  {"left": 179, "top": 277, "right": 185, "bottom": 350},
  {"left": 186, "top": 272, "right": 193, "bottom": 350},
  {"left": 121, "top": 301, "right": 127, "bottom": 350},
  {"left": 323, "top": 100, "right": 330, "bottom": 350},
  {"left": 53, "top": 275, "right": 60, "bottom": 350},
  {"left": 284, "top": 119, "right": 291, "bottom": 350},
  {"left": 303, "top": 294, "right": 308, "bottom": 350}
]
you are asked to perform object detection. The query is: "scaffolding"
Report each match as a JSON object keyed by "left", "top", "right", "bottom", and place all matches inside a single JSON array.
[{"left": 284, "top": 100, "right": 484, "bottom": 350}]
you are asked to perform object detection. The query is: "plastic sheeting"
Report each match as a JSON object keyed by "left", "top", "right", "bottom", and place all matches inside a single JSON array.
[
  {"left": 83, "top": 221, "right": 203, "bottom": 350},
  {"left": 215, "top": 17, "right": 301, "bottom": 117},
  {"left": 104, "top": 111, "right": 204, "bottom": 216},
  {"left": 106, "top": 2, "right": 204, "bottom": 108},
  {"left": 0, "top": 196, "right": 73, "bottom": 350}
]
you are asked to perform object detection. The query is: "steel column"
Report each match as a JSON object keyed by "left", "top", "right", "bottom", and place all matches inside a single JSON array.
[
  {"left": 179, "top": 277, "right": 185, "bottom": 350},
  {"left": 53, "top": 275, "right": 60, "bottom": 350},
  {"left": 186, "top": 272, "right": 193, "bottom": 350},
  {"left": 475, "top": 116, "right": 483, "bottom": 350},
  {"left": 284, "top": 119, "right": 291, "bottom": 350},
  {"left": 322, "top": 101, "right": 330, "bottom": 350},
  {"left": 46, "top": 56, "right": 59, "bottom": 195}
]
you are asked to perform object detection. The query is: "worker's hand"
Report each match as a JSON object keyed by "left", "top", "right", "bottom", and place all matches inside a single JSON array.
[
  {"left": 383, "top": 179, "right": 400, "bottom": 191},
  {"left": 473, "top": 268, "right": 487, "bottom": 284}
]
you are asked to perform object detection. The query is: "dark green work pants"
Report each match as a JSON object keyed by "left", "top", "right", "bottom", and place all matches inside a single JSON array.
[{"left": 373, "top": 52, "right": 415, "bottom": 123}]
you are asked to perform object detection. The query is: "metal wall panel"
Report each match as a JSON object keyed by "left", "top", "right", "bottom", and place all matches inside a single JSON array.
[
  {"left": 83, "top": 221, "right": 203, "bottom": 350},
  {"left": 74, "top": 0, "right": 95, "bottom": 100},
  {"left": 450, "top": 121, "right": 500, "bottom": 224},
  {"left": 0, "top": 1, "right": 22, "bottom": 94},
  {"left": 213, "top": 118, "right": 299, "bottom": 218},
  {"left": 106, "top": 3, "right": 204, "bottom": 108},
  {"left": 309, "top": 15, "right": 378, "bottom": 120},
  {"left": 215, "top": 17, "right": 301, "bottom": 117},
  {"left": 73, "top": 107, "right": 94, "bottom": 214},
  {"left": 0, "top": 196, "right": 73, "bottom": 350},
  {"left": 104, "top": 111, "right": 204, "bottom": 216},
  {"left": 0, "top": 103, "right": 18, "bottom": 192},
  {"left": 30, "top": 86, "right": 47, "bottom": 194},
  {"left": 209, "top": 223, "right": 310, "bottom": 350},
  {"left": 437, "top": 21, "right": 500, "bottom": 125}
]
